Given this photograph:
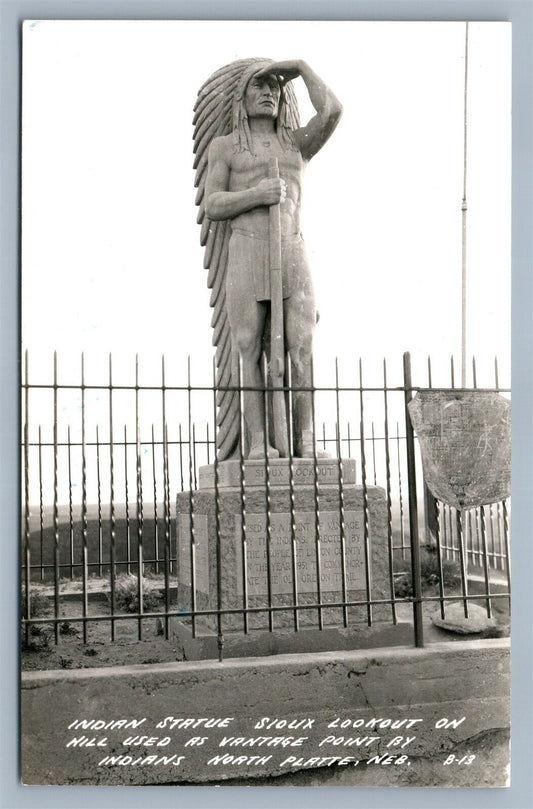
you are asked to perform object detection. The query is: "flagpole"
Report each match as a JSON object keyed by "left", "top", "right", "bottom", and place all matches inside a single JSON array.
[{"left": 461, "top": 21, "right": 469, "bottom": 387}]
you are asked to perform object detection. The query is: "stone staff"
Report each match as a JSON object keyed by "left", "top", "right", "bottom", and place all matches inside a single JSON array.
[{"left": 268, "top": 156, "right": 289, "bottom": 457}]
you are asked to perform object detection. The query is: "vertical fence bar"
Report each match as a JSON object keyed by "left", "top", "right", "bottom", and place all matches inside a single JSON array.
[
  {"left": 108, "top": 355, "right": 116, "bottom": 641},
  {"left": 496, "top": 502, "right": 504, "bottom": 572},
  {"left": 494, "top": 361, "right": 504, "bottom": 573},
  {"left": 403, "top": 352, "right": 424, "bottom": 647},
  {"left": 67, "top": 426, "right": 74, "bottom": 579},
  {"left": 472, "top": 356, "right": 477, "bottom": 389},
  {"left": 212, "top": 359, "right": 224, "bottom": 661},
  {"left": 424, "top": 486, "right": 439, "bottom": 548},
  {"left": 23, "top": 351, "right": 31, "bottom": 645},
  {"left": 396, "top": 422, "right": 406, "bottom": 560},
  {"left": 135, "top": 355, "right": 144, "bottom": 640},
  {"left": 335, "top": 359, "right": 348, "bottom": 627},
  {"left": 192, "top": 424, "right": 198, "bottom": 492},
  {"left": 124, "top": 425, "right": 131, "bottom": 575},
  {"left": 286, "top": 353, "right": 299, "bottom": 632},
  {"left": 461, "top": 508, "right": 468, "bottom": 566},
  {"left": 151, "top": 425, "right": 159, "bottom": 574},
  {"left": 434, "top": 502, "right": 446, "bottom": 619},
  {"left": 424, "top": 357, "right": 439, "bottom": 548},
  {"left": 469, "top": 510, "right": 475, "bottom": 567},
  {"left": 446, "top": 506, "right": 456, "bottom": 563},
  {"left": 502, "top": 500, "right": 511, "bottom": 597},
  {"left": 262, "top": 353, "right": 274, "bottom": 633},
  {"left": 206, "top": 423, "right": 211, "bottom": 466},
  {"left": 38, "top": 425, "right": 44, "bottom": 581},
  {"left": 310, "top": 358, "right": 323, "bottom": 630},
  {"left": 81, "top": 354, "right": 88, "bottom": 643},
  {"left": 463, "top": 508, "right": 470, "bottom": 565},
  {"left": 161, "top": 356, "right": 173, "bottom": 588},
  {"left": 347, "top": 422, "right": 352, "bottom": 458},
  {"left": 383, "top": 360, "right": 397, "bottom": 624},
  {"left": 456, "top": 509, "right": 469, "bottom": 617},
  {"left": 450, "top": 356, "right": 455, "bottom": 389},
  {"left": 451, "top": 508, "right": 458, "bottom": 562},
  {"left": 237, "top": 357, "right": 249, "bottom": 634},
  {"left": 442, "top": 504, "right": 449, "bottom": 560},
  {"left": 473, "top": 506, "right": 481, "bottom": 565},
  {"left": 475, "top": 507, "right": 482, "bottom": 565},
  {"left": 359, "top": 359, "right": 372, "bottom": 626},
  {"left": 53, "top": 352, "right": 60, "bottom": 643},
  {"left": 178, "top": 424, "right": 185, "bottom": 493},
  {"left": 479, "top": 505, "right": 492, "bottom": 616},
  {"left": 467, "top": 509, "right": 476, "bottom": 566},
  {"left": 161, "top": 353, "right": 170, "bottom": 610},
  {"left": 187, "top": 357, "right": 197, "bottom": 638},
  {"left": 162, "top": 422, "right": 171, "bottom": 639},
  {"left": 488, "top": 503, "right": 496, "bottom": 569},
  {"left": 371, "top": 422, "right": 377, "bottom": 486},
  {"left": 96, "top": 425, "right": 103, "bottom": 577}
]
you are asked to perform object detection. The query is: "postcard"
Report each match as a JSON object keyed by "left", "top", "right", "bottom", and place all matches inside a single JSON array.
[{"left": 20, "top": 20, "right": 511, "bottom": 788}]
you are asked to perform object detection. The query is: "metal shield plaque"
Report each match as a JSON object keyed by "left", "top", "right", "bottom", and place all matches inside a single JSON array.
[{"left": 408, "top": 391, "right": 511, "bottom": 509}]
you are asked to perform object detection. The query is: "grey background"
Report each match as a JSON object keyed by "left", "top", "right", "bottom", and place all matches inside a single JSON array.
[{"left": 1, "top": 1, "right": 531, "bottom": 807}]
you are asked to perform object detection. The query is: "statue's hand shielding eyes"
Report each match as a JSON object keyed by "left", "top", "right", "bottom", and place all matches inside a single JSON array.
[{"left": 255, "top": 60, "right": 303, "bottom": 85}]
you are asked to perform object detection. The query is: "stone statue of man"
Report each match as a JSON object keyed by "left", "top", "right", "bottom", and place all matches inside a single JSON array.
[{"left": 193, "top": 59, "right": 342, "bottom": 461}]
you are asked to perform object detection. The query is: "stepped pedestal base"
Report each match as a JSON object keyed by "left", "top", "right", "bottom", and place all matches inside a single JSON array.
[{"left": 176, "top": 469, "right": 391, "bottom": 632}]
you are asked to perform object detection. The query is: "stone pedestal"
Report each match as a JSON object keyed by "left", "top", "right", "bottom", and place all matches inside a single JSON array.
[{"left": 176, "top": 459, "right": 391, "bottom": 632}]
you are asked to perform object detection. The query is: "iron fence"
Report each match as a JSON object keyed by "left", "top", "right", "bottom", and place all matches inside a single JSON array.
[{"left": 21, "top": 351, "right": 511, "bottom": 658}]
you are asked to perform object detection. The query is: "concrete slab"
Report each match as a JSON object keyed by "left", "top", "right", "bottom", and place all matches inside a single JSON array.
[{"left": 21, "top": 638, "right": 510, "bottom": 786}]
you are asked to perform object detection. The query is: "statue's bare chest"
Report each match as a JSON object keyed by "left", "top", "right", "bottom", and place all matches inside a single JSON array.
[{"left": 229, "top": 144, "right": 304, "bottom": 190}]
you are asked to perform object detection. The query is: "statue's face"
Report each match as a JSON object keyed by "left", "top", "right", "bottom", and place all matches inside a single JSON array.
[{"left": 244, "top": 74, "right": 281, "bottom": 119}]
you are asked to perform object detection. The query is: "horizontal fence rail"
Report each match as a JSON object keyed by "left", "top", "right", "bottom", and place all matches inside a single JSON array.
[{"left": 21, "top": 351, "right": 511, "bottom": 659}]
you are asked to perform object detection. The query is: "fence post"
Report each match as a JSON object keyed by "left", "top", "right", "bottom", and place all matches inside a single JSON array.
[{"left": 403, "top": 352, "right": 424, "bottom": 648}]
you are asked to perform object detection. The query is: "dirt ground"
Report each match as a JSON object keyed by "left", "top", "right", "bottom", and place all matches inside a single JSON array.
[
  {"left": 21, "top": 575, "right": 510, "bottom": 671},
  {"left": 21, "top": 585, "right": 185, "bottom": 670}
]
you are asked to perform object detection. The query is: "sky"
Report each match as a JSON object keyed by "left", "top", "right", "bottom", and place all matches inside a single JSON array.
[{"left": 22, "top": 20, "right": 511, "bottom": 395}]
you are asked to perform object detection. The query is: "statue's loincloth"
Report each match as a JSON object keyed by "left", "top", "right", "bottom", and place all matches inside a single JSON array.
[{"left": 227, "top": 227, "right": 311, "bottom": 302}]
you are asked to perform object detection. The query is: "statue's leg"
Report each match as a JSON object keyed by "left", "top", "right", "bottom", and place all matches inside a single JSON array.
[
  {"left": 226, "top": 285, "right": 278, "bottom": 459},
  {"left": 284, "top": 255, "right": 328, "bottom": 459},
  {"left": 284, "top": 290, "right": 320, "bottom": 458}
]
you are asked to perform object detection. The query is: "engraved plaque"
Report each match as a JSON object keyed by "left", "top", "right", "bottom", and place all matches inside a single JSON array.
[
  {"left": 234, "top": 511, "right": 365, "bottom": 596},
  {"left": 408, "top": 391, "right": 511, "bottom": 509},
  {"left": 178, "top": 513, "right": 209, "bottom": 593}
]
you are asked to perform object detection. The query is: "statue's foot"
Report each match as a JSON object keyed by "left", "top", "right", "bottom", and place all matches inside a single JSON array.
[
  {"left": 296, "top": 444, "right": 331, "bottom": 459},
  {"left": 295, "top": 431, "right": 331, "bottom": 459},
  {"left": 248, "top": 443, "right": 280, "bottom": 461}
]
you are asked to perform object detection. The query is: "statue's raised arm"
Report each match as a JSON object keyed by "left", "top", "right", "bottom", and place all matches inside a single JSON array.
[{"left": 255, "top": 59, "right": 343, "bottom": 160}]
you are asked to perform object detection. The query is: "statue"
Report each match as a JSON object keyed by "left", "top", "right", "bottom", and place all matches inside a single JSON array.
[{"left": 193, "top": 58, "right": 342, "bottom": 461}]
